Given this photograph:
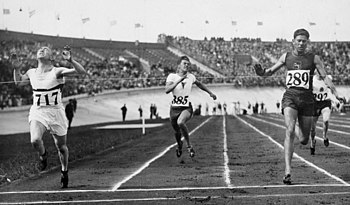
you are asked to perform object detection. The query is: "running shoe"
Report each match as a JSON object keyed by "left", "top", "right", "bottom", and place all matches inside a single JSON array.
[
  {"left": 61, "top": 170, "right": 69, "bottom": 188},
  {"left": 176, "top": 141, "right": 183, "bottom": 158},
  {"left": 283, "top": 174, "right": 292, "bottom": 185},
  {"left": 324, "top": 138, "right": 329, "bottom": 147},
  {"left": 38, "top": 149, "right": 48, "bottom": 171},
  {"left": 310, "top": 147, "right": 315, "bottom": 155},
  {"left": 188, "top": 146, "right": 195, "bottom": 158},
  {"left": 310, "top": 140, "right": 316, "bottom": 155}
]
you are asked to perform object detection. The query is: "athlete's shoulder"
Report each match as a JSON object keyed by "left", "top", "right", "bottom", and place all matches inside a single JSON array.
[
  {"left": 26, "top": 68, "right": 36, "bottom": 75},
  {"left": 166, "top": 72, "right": 177, "bottom": 81}
]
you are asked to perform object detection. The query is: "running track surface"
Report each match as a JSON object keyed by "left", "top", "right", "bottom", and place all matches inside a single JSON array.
[{"left": 1, "top": 113, "right": 350, "bottom": 204}]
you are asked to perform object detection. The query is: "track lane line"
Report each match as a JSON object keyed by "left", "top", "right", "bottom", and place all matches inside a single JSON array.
[
  {"left": 251, "top": 115, "right": 350, "bottom": 150},
  {"left": 111, "top": 117, "right": 213, "bottom": 191},
  {"left": 222, "top": 115, "right": 232, "bottom": 187},
  {"left": 236, "top": 115, "right": 349, "bottom": 185}
]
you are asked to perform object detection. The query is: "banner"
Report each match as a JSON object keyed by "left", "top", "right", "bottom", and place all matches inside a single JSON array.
[
  {"left": 82, "top": 17, "right": 90, "bottom": 24},
  {"left": 3, "top": 9, "right": 10, "bottom": 15}
]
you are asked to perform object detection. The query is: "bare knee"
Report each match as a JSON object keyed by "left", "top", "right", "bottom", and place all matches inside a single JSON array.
[{"left": 177, "top": 120, "right": 186, "bottom": 128}]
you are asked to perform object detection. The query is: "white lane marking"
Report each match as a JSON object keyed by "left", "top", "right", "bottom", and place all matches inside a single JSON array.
[
  {"left": 94, "top": 123, "right": 164, "bottom": 129},
  {"left": 2, "top": 191, "right": 350, "bottom": 204},
  {"left": 236, "top": 115, "right": 349, "bottom": 185},
  {"left": 1, "top": 183, "right": 349, "bottom": 195},
  {"left": 222, "top": 115, "right": 232, "bottom": 187},
  {"left": 266, "top": 115, "right": 350, "bottom": 135},
  {"left": 251, "top": 115, "right": 350, "bottom": 151},
  {"left": 111, "top": 117, "right": 213, "bottom": 191}
]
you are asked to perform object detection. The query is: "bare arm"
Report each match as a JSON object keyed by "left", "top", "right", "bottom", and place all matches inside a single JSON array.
[
  {"left": 11, "top": 54, "right": 30, "bottom": 86},
  {"left": 165, "top": 74, "right": 187, "bottom": 94},
  {"left": 56, "top": 48, "right": 87, "bottom": 78},
  {"left": 57, "top": 59, "right": 87, "bottom": 78},
  {"left": 254, "top": 53, "right": 286, "bottom": 76},
  {"left": 194, "top": 80, "right": 217, "bottom": 100},
  {"left": 314, "top": 55, "right": 340, "bottom": 99}
]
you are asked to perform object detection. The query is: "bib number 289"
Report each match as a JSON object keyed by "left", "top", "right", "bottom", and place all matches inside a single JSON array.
[{"left": 286, "top": 70, "right": 310, "bottom": 89}]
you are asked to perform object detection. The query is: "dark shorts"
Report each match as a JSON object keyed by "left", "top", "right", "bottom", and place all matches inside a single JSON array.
[
  {"left": 314, "top": 100, "right": 332, "bottom": 116},
  {"left": 169, "top": 104, "right": 193, "bottom": 123},
  {"left": 281, "top": 88, "right": 315, "bottom": 116}
]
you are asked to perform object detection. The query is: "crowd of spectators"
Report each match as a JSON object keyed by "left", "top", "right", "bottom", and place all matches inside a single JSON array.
[
  {"left": 165, "top": 35, "right": 350, "bottom": 87},
  {"left": 1, "top": 35, "right": 349, "bottom": 109},
  {"left": 0, "top": 39, "right": 214, "bottom": 108}
]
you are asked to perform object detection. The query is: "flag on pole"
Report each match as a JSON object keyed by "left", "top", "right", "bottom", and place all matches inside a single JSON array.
[
  {"left": 82, "top": 17, "right": 90, "bottom": 24},
  {"left": 29, "top": 10, "right": 36, "bottom": 18},
  {"left": 231, "top": 21, "right": 237, "bottom": 26},
  {"left": 3, "top": 9, "right": 10, "bottom": 15},
  {"left": 309, "top": 22, "right": 316, "bottom": 26},
  {"left": 110, "top": 20, "right": 117, "bottom": 26},
  {"left": 135, "top": 23, "right": 142, "bottom": 28},
  {"left": 257, "top": 21, "right": 263, "bottom": 26}
]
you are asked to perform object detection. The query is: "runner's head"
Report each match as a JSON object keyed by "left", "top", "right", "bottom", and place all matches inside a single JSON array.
[
  {"left": 177, "top": 56, "right": 191, "bottom": 74},
  {"left": 37, "top": 46, "right": 53, "bottom": 61},
  {"left": 292, "top": 28, "right": 309, "bottom": 54}
]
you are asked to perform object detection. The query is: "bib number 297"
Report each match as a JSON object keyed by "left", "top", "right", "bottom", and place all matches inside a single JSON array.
[{"left": 172, "top": 95, "right": 188, "bottom": 105}]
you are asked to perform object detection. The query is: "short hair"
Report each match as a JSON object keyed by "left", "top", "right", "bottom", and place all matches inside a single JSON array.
[
  {"left": 177, "top": 55, "right": 190, "bottom": 65},
  {"left": 293, "top": 28, "right": 310, "bottom": 39}
]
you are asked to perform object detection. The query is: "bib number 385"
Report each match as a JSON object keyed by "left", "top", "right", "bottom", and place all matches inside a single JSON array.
[
  {"left": 172, "top": 95, "right": 189, "bottom": 106},
  {"left": 286, "top": 70, "right": 310, "bottom": 89}
]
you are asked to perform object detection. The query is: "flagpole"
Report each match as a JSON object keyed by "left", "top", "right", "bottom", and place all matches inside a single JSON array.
[{"left": 1, "top": 2, "right": 5, "bottom": 30}]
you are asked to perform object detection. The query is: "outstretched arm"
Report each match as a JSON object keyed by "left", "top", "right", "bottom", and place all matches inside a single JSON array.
[
  {"left": 314, "top": 55, "right": 343, "bottom": 101},
  {"left": 57, "top": 45, "right": 87, "bottom": 78},
  {"left": 194, "top": 80, "right": 217, "bottom": 100},
  {"left": 11, "top": 53, "right": 29, "bottom": 86},
  {"left": 254, "top": 53, "right": 286, "bottom": 76}
]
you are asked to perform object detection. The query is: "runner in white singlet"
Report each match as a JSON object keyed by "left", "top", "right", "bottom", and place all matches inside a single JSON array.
[
  {"left": 309, "top": 73, "right": 341, "bottom": 155},
  {"left": 12, "top": 45, "right": 86, "bottom": 188},
  {"left": 165, "top": 56, "right": 216, "bottom": 159}
]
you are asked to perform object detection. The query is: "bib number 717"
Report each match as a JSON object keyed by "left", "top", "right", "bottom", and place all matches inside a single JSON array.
[{"left": 35, "top": 92, "right": 59, "bottom": 106}]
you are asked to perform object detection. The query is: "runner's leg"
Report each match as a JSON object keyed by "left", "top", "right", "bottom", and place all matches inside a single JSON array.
[
  {"left": 321, "top": 107, "right": 331, "bottom": 140},
  {"left": 283, "top": 107, "right": 298, "bottom": 176},
  {"left": 30, "top": 120, "right": 47, "bottom": 156},
  {"left": 52, "top": 134, "right": 68, "bottom": 171},
  {"left": 310, "top": 115, "right": 318, "bottom": 149},
  {"left": 296, "top": 115, "right": 313, "bottom": 145},
  {"left": 177, "top": 110, "right": 192, "bottom": 147}
]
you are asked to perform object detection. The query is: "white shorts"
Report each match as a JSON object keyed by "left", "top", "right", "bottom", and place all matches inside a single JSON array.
[{"left": 29, "top": 106, "right": 68, "bottom": 136}]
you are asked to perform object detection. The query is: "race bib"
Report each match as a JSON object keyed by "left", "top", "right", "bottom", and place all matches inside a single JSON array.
[
  {"left": 313, "top": 92, "right": 328, "bottom": 101},
  {"left": 33, "top": 90, "right": 61, "bottom": 107},
  {"left": 286, "top": 70, "right": 310, "bottom": 89},
  {"left": 171, "top": 95, "right": 190, "bottom": 107}
]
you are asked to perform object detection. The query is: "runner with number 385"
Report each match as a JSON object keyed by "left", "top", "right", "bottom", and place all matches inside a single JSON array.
[{"left": 165, "top": 56, "right": 216, "bottom": 160}]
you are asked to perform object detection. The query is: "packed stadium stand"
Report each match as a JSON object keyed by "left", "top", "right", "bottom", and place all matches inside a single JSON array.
[{"left": 0, "top": 30, "right": 349, "bottom": 109}]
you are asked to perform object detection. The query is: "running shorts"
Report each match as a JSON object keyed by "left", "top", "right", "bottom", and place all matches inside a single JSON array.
[
  {"left": 314, "top": 100, "right": 332, "bottom": 116},
  {"left": 29, "top": 106, "right": 68, "bottom": 136},
  {"left": 281, "top": 88, "right": 315, "bottom": 116},
  {"left": 169, "top": 103, "right": 193, "bottom": 123}
]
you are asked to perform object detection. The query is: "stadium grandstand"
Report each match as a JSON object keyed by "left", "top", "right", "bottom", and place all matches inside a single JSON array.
[{"left": 0, "top": 29, "right": 349, "bottom": 109}]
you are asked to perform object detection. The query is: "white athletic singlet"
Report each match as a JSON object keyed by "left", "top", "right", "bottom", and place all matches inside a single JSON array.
[
  {"left": 312, "top": 75, "right": 332, "bottom": 102},
  {"left": 27, "top": 67, "right": 64, "bottom": 108},
  {"left": 166, "top": 73, "right": 196, "bottom": 107}
]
